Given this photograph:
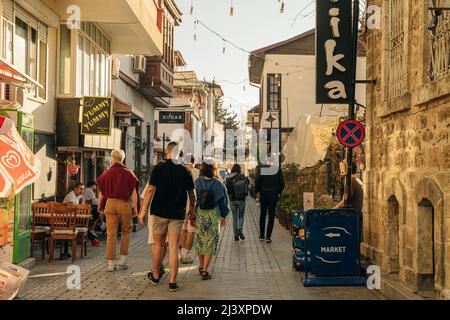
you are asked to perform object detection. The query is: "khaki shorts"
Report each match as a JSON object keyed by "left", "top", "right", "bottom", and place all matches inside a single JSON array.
[
  {"left": 147, "top": 215, "right": 168, "bottom": 245},
  {"left": 182, "top": 213, "right": 196, "bottom": 233},
  {"left": 152, "top": 215, "right": 184, "bottom": 237}
]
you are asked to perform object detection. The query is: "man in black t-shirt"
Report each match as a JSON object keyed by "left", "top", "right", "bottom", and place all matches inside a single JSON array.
[{"left": 140, "top": 142, "right": 196, "bottom": 292}]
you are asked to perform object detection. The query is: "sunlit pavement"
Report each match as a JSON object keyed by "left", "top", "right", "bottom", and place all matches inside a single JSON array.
[{"left": 20, "top": 197, "right": 383, "bottom": 300}]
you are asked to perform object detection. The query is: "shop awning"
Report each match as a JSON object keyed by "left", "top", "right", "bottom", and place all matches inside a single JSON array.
[
  {"left": 0, "top": 58, "right": 42, "bottom": 89},
  {"left": 0, "top": 116, "right": 41, "bottom": 197},
  {"left": 114, "top": 96, "right": 144, "bottom": 120}
]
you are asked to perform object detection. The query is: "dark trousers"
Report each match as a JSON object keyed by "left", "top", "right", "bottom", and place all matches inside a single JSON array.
[{"left": 259, "top": 193, "right": 279, "bottom": 239}]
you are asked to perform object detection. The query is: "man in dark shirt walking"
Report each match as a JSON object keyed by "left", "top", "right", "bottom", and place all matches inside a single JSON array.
[
  {"left": 141, "top": 142, "right": 196, "bottom": 292},
  {"left": 97, "top": 149, "right": 139, "bottom": 272},
  {"left": 255, "top": 160, "right": 285, "bottom": 244}
]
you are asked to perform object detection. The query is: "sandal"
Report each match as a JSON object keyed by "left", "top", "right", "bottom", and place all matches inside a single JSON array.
[
  {"left": 199, "top": 267, "right": 203, "bottom": 275},
  {"left": 201, "top": 271, "right": 212, "bottom": 280}
]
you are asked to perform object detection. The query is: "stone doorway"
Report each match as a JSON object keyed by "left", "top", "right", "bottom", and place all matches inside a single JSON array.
[{"left": 417, "top": 198, "right": 435, "bottom": 292}]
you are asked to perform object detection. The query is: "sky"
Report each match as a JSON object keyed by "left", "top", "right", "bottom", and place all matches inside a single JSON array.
[{"left": 174, "top": 0, "right": 316, "bottom": 123}]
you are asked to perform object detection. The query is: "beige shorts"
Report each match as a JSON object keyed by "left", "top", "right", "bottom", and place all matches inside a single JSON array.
[
  {"left": 182, "top": 213, "right": 196, "bottom": 233},
  {"left": 152, "top": 215, "right": 184, "bottom": 237},
  {"left": 147, "top": 215, "right": 168, "bottom": 245}
]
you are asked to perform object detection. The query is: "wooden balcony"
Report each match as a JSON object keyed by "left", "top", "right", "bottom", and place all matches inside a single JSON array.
[{"left": 140, "top": 56, "right": 174, "bottom": 100}]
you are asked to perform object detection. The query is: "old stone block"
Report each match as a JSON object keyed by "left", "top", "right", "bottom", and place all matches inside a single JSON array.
[
  {"left": 439, "top": 145, "right": 450, "bottom": 170},
  {"left": 385, "top": 122, "right": 395, "bottom": 135},
  {"left": 403, "top": 246, "right": 413, "bottom": 269},
  {"left": 422, "top": 130, "right": 434, "bottom": 143},
  {"left": 415, "top": 115, "right": 428, "bottom": 130},
  {"left": 437, "top": 105, "right": 450, "bottom": 123}
]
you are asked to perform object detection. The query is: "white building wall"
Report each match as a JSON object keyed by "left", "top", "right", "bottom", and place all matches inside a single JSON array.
[{"left": 259, "top": 54, "right": 366, "bottom": 129}]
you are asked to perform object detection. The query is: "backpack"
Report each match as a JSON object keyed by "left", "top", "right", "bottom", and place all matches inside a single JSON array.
[
  {"left": 232, "top": 174, "right": 249, "bottom": 200},
  {"left": 198, "top": 179, "right": 217, "bottom": 210}
]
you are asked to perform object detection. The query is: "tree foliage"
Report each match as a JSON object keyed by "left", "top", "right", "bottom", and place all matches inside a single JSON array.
[{"left": 214, "top": 97, "right": 240, "bottom": 130}]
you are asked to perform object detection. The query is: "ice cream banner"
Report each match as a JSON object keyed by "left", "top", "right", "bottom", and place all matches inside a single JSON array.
[{"left": 0, "top": 116, "right": 41, "bottom": 198}]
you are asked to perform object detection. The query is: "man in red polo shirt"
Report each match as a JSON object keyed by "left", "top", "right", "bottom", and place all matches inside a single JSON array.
[{"left": 98, "top": 149, "right": 139, "bottom": 272}]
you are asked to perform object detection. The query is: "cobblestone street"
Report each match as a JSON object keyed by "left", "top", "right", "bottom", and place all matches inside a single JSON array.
[{"left": 21, "top": 198, "right": 383, "bottom": 300}]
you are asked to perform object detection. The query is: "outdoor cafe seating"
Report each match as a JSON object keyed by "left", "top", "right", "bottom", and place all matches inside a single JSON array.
[{"left": 31, "top": 202, "right": 93, "bottom": 263}]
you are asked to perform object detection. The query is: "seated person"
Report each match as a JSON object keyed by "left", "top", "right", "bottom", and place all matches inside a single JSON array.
[
  {"left": 83, "top": 181, "right": 105, "bottom": 244},
  {"left": 63, "top": 183, "right": 85, "bottom": 204}
]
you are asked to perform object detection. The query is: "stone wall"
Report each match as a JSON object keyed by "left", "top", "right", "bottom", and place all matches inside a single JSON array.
[{"left": 364, "top": 0, "right": 450, "bottom": 299}]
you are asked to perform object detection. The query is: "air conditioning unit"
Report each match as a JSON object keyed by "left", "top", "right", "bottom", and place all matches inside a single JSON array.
[
  {"left": 111, "top": 57, "right": 120, "bottom": 79},
  {"left": 0, "top": 83, "right": 23, "bottom": 106},
  {"left": 119, "top": 118, "right": 132, "bottom": 127},
  {"left": 132, "top": 55, "right": 146, "bottom": 74}
]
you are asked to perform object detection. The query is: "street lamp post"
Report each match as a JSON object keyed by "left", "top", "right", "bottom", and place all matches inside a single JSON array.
[
  {"left": 265, "top": 113, "right": 276, "bottom": 154},
  {"left": 160, "top": 133, "right": 171, "bottom": 160}
]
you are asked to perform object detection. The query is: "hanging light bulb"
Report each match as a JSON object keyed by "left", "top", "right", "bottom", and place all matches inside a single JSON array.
[
  {"left": 222, "top": 39, "right": 226, "bottom": 54},
  {"left": 230, "top": 0, "right": 234, "bottom": 16},
  {"left": 193, "top": 20, "right": 197, "bottom": 41},
  {"left": 243, "top": 84, "right": 246, "bottom": 92},
  {"left": 189, "top": 0, "right": 194, "bottom": 15},
  {"left": 280, "top": 1, "right": 285, "bottom": 14}
]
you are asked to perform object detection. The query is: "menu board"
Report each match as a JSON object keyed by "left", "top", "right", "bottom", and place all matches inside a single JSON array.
[{"left": 81, "top": 97, "right": 113, "bottom": 135}]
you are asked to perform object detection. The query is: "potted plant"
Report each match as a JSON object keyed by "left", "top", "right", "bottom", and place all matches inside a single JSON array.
[{"left": 65, "top": 159, "right": 80, "bottom": 176}]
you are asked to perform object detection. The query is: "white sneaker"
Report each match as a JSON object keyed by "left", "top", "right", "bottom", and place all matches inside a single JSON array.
[
  {"left": 116, "top": 255, "right": 129, "bottom": 270},
  {"left": 179, "top": 249, "right": 187, "bottom": 264},
  {"left": 107, "top": 260, "right": 116, "bottom": 272},
  {"left": 184, "top": 250, "right": 194, "bottom": 264}
]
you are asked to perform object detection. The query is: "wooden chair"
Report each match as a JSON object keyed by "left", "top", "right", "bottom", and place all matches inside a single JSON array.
[
  {"left": 48, "top": 206, "right": 77, "bottom": 263},
  {"left": 47, "top": 202, "right": 67, "bottom": 207},
  {"left": 71, "top": 204, "right": 92, "bottom": 258},
  {"left": 30, "top": 203, "right": 51, "bottom": 259}
]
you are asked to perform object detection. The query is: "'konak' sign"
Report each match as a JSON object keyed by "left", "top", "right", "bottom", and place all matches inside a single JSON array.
[
  {"left": 81, "top": 97, "right": 113, "bottom": 135},
  {"left": 316, "top": 0, "right": 353, "bottom": 104}
]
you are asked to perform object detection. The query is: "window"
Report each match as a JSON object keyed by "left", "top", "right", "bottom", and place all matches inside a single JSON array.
[
  {"left": 14, "top": 17, "right": 28, "bottom": 74},
  {"left": 162, "top": 12, "right": 174, "bottom": 68},
  {"left": 384, "top": 0, "right": 408, "bottom": 100},
  {"left": 2, "top": 1, "right": 48, "bottom": 100},
  {"left": 428, "top": 0, "right": 450, "bottom": 80},
  {"left": 59, "top": 24, "right": 71, "bottom": 95},
  {"left": 74, "top": 22, "right": 111, "bottom": 97},
  {"left": 2, "top": 19, "right": 13, "bottom": 63},
  {"left": 267, "top": 74, "right": 281, "bottom": 111}
]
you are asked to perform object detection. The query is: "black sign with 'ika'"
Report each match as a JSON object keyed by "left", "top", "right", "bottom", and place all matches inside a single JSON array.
[{"left": 316, "top": 0, "right": 354, "bottom": 104}]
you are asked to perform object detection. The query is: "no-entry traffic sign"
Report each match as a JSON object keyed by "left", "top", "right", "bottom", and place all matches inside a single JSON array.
[{"left": 337, "top": 120, "right": 365, "bottom": 148}]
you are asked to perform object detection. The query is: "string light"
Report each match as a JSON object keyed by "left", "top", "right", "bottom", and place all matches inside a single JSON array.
[
  {"left": 229, "top": 0, "right": 234, "bottom": 16},
  {"left": 189, "top": 0, "right": 194, "bottom": 15},
  {"left": 280, "top": 0, "right": 285, "bottom": 14}
]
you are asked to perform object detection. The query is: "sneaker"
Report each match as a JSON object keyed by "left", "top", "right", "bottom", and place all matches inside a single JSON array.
[
  {"left": 234, "top": 236, "right": 240, "bottom": 241},
  {"left": 265, "top": 238, "right": 272, "bottom": 244},
  {"left": 147, "top": 272, "right": 160, "bottom": 285},
  {"left": 259, "top": 236, "right": 265, "bottom": 241},
  {"left": 107, "top": 261, "right": 116, "bottom": 272},
  {"left": 169, "top": 282, "right": 179, "bottom": 292},
  {"left": 116, "top": 256, "right": 129, "bottom": 270},
  {"left": 238, "top": 231, "right": 246, "bottom": 240}
]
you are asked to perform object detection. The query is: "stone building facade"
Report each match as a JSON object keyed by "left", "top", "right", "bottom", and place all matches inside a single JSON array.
[{"left": 363, "top": 0, "right": 450, "bottom": 299}]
